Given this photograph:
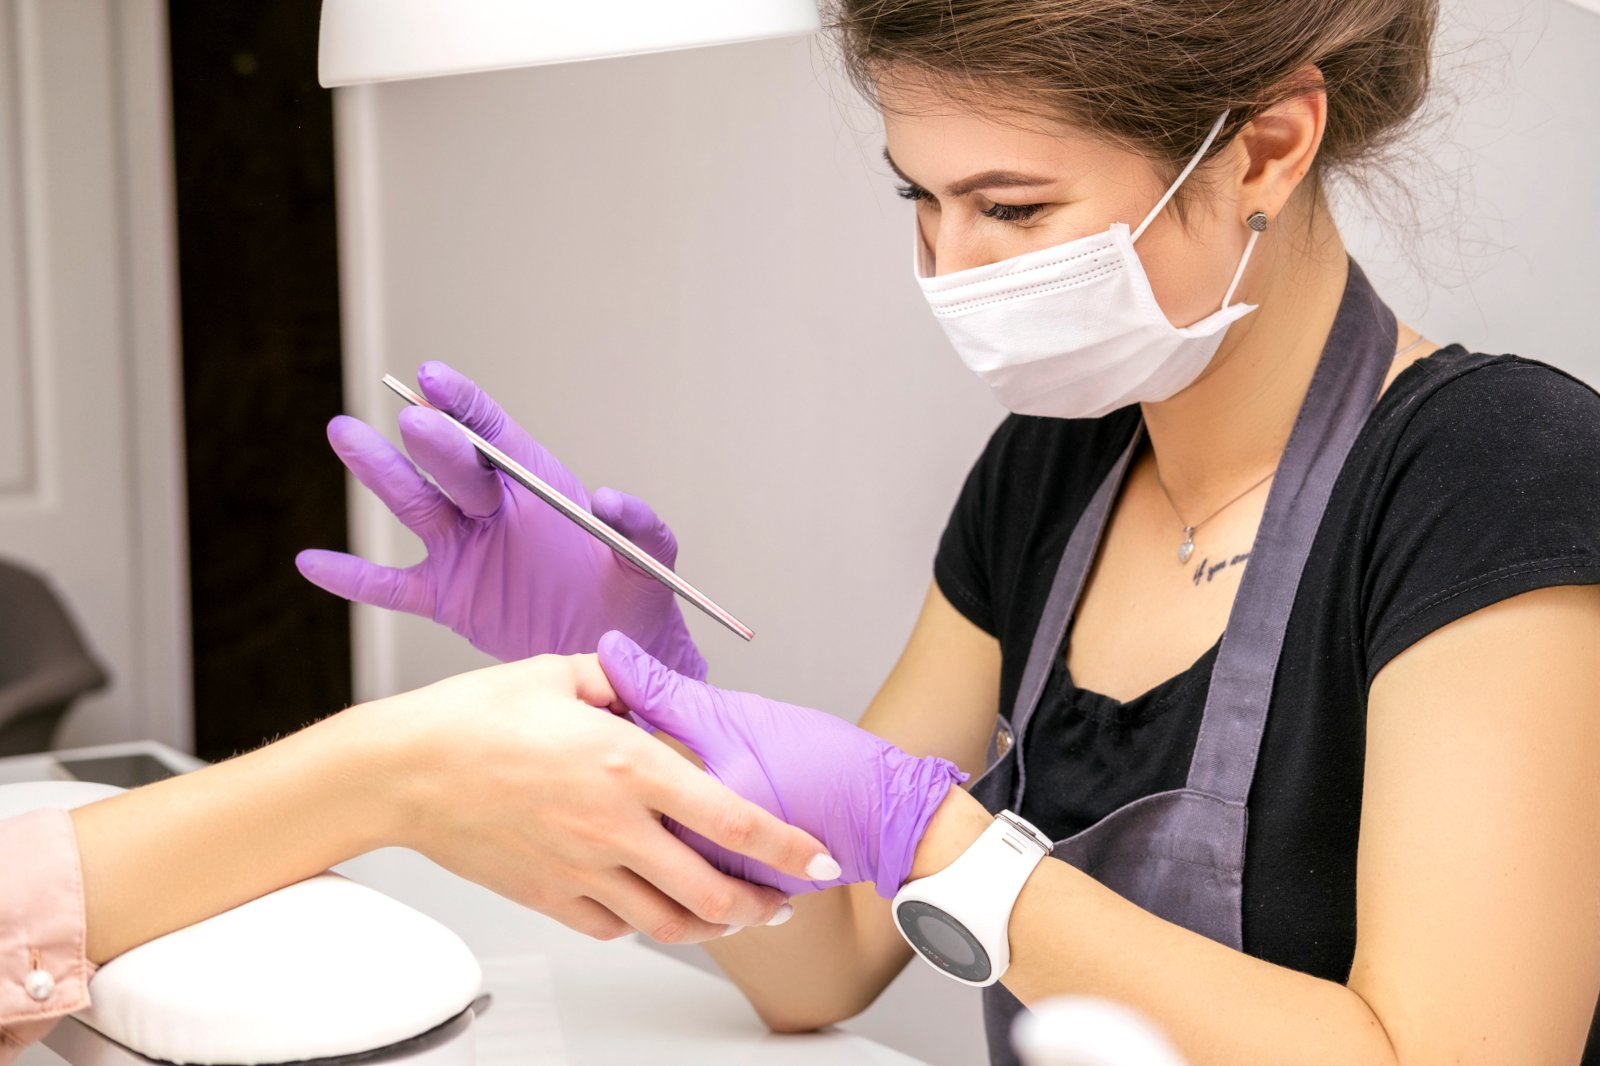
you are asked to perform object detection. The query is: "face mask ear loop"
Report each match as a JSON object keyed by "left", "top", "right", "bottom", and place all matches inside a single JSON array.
[
  {"left": 1131, "top": 110, "right": 1231, "bottom": 243},
  {"left": 1220, "top": 227, "right": 1260, "bottom": 310}
]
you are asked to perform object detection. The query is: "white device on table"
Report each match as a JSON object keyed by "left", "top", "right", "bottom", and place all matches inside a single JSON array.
[
  {"left": 381, "top": 374, "right": 754, "bottom": 643},
  {"left": 891, "top": 810, "right": 1053, "bottom": 987}
]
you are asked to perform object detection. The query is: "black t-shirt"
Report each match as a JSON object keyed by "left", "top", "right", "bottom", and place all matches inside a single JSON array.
[{"left": 934, "top": 346, "right": 1600, "bottom": 1056}]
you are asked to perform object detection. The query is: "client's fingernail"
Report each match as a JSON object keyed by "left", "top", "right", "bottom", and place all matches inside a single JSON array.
[
  {"left": 720, "top": 925, "right": 745, "bottom": 938},
  {"left": 805, "top": 853, "right": 842, "bottom": 881},
  {"left": 765, "top": 903, "right": 795, "bottom": 927}
]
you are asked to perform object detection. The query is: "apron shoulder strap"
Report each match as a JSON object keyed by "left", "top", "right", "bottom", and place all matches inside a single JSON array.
[
  {"left": 1186, "top": 260, "right": 1396, "bottom": 800},
  {"left": 1008, "top": 423, "right": 1143, "bottom": 806}
]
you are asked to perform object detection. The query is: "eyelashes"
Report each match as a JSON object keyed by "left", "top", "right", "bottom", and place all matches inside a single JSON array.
[
  {"left": 895, "top": 182, "right": 1046, "bottom": 224},
  {"left": 982, "top": 202, "right": 1045, "bottom": 223}
]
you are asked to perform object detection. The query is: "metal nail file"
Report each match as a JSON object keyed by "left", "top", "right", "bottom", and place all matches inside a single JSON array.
[{"left": 381, "top": 373, "right": 754, "bottom": 642}]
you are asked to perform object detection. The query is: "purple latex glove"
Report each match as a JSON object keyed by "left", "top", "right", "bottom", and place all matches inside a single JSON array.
[
  {"left": 296, "top": 362, "right": 706, "bottom": 680},
  {"left": 597, "top": 631, "right": 967, "bottom": 898}
]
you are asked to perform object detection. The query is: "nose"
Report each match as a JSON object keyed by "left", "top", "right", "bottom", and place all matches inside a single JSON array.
[
  {"left": 919, "top": 213, "right": 996, "bottom": 277},
  {"left": 932, "top": 242, "right": 993, "bottom": 277}
]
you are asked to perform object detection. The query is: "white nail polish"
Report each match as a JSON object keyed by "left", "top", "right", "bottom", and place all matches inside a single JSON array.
[
  {"left": 765, "top": 903, "right": 795, "bottom": 927},
  {"left": 720, "top": 925, "right": 744, "bottom": 938},
  {"left": 805, "top": 853, "right": 842, "bottom": 881}
]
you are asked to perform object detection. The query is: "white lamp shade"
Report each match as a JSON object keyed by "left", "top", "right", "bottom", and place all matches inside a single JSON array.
[{"left": 318, "top": 0, "right": 823, "bottom": 87}]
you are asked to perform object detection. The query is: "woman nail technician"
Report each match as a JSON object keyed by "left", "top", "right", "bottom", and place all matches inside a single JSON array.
[
  {"left": 299, "top": 0, "right": 1600, "bottom": 1063},
  {"left": 0, "top": 654, "right": 831, "bottom": 1058}
]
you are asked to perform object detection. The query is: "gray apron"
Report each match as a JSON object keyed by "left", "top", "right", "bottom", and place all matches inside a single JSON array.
[{"left": 969, "top": 262, "right": 1397, "bottom": 1064}]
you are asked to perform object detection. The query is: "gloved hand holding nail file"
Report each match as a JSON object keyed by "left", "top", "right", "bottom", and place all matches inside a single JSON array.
[
  {"left": 598, "top": 630, "right": 968, "bottom": 898},
  {"left": 297, "top": 361, "right": 708, "bottom": 680}
]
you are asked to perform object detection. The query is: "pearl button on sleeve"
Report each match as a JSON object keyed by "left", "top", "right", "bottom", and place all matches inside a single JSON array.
[{"left": 0, "top": 809, "right": 94, "bottom": 1062}]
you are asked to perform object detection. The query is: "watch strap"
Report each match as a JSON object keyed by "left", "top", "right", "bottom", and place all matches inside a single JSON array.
[
  {"left": 943, "top": 811, "right": 1052, "bottom": 902},
  {"left": 893, "top": 810, "right": 1052, "bottom": 986}
]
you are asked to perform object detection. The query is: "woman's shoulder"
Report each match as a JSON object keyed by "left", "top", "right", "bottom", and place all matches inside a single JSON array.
[
  {"left": 1380, "top": 344, "right": 1600, "bottom": 489},
  {"left": 1379, "top": 346, "right": 1600, "bottom": 444},
  {"left": 1363, "top": 346, "right": 1600, "bottom": 488},
  {"left": 1353, "top": 346, "right": 1600, "bottom": 679},
  {"left": 938, "top": 407, "right": 1142, "bottom": 637}
]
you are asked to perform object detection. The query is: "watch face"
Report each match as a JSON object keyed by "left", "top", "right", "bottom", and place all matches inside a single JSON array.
[{"left": 894, "top": 899, "right": 992, "bottom": 984}]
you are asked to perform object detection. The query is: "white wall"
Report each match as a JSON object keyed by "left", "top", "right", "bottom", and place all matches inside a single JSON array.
[
  {"left": 332, "top": 3, "right": 1599, "bottom": 1062},
  {"left": 0, "top": 0, "right": 190, "bottom": 752},
  {"left": 1346, "top": 0, "right": 1600, "bottom": 372},
  {"left": 335, "top": 38, "right": 998, "bottom": 712}
]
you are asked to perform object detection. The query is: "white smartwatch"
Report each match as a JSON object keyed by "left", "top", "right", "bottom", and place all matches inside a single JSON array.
[{"left": 891, "top": 809, "right": 1053, "bottom": 987}]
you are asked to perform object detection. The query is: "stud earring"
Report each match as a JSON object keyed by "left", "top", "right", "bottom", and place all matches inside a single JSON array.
[{"left": 1221, "top": 212, "right": 1270, "bottom": 310}]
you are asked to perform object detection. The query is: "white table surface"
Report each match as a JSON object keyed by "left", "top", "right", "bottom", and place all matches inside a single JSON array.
[
  {"left": 338, "top": 848, "right": 924, "bottom": 1065},
  {"left": 5, "top": 743, "right": 926, "bottom": 1066}
]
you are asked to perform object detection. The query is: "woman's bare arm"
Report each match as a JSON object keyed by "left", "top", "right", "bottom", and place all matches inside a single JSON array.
[{"left": 900, "top": 584, "right": 1600, "bottom": 1066}]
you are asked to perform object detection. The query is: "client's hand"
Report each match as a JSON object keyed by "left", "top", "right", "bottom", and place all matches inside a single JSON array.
[
  {"left": 296, "top": 361, "right": 706, "bottom": 680},
  {"left": 68, "top": 653, "right": 831, "bottom": 965},
  {"left": 376, "top": 653, "right": 828, "bottom": 942},
  {"left": 596, "top": 631, "right": 967, "bottom": 899}
]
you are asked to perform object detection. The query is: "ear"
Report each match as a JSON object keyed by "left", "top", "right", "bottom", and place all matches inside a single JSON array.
[{"left": 1233, "top": 67, "right": 1328, "bottom": 224}]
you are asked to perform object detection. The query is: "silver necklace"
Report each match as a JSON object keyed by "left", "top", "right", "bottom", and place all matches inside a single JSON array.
[
  {"left": 1156, "top": 466, "right": 1277, "bottom": 564},
  {"left": 1155, "top": 333, "right": 1430, "bottom": 564}
]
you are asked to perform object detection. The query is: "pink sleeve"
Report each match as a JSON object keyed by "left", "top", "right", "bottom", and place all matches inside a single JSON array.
[{"left": 0, "top": 809, "right": 94, "bottom": 1062}]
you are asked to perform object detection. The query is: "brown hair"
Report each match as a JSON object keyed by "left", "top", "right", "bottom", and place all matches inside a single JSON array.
[{"left": 825, "top": 0, "right": 1439, "bottom": 195}]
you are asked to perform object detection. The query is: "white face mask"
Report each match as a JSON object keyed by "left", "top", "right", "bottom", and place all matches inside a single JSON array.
[{"left": 915, "top": 112, "right": 1262, "bottom": 420}]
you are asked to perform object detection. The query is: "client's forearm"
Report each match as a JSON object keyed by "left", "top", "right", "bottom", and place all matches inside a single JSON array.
[{"left": 70, "top": 703, "right": 399, "bottom": 963}]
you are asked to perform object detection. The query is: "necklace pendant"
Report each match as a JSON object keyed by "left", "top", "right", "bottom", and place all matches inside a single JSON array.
[{"left": 1177, "top": 527, "right": 1196, "bottom": 564}]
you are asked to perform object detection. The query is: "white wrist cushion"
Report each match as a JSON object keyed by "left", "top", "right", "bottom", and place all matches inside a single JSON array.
[
  {"left": 0, "top": 781, "right": 482, "bottom": 1065},
  {"left": 0, "top": 779, "right": 125, "bottom": 817},
  {"left": 83, "top": 872, "right": 482, "bottom": 1065}
]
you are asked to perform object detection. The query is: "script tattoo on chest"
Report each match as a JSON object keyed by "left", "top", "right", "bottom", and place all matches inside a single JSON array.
[{"left": 1192, "top": 552, "right": 1252, "bottom": 587}]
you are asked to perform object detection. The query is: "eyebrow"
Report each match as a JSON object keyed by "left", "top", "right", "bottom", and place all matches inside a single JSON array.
[{"left": 882, "top": 148, "right": 1056, "bottom": 198}]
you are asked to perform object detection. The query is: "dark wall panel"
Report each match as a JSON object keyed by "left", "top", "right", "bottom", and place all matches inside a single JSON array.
[{"left": 168, "top": 2, "right": 352, "bottom": 759}]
